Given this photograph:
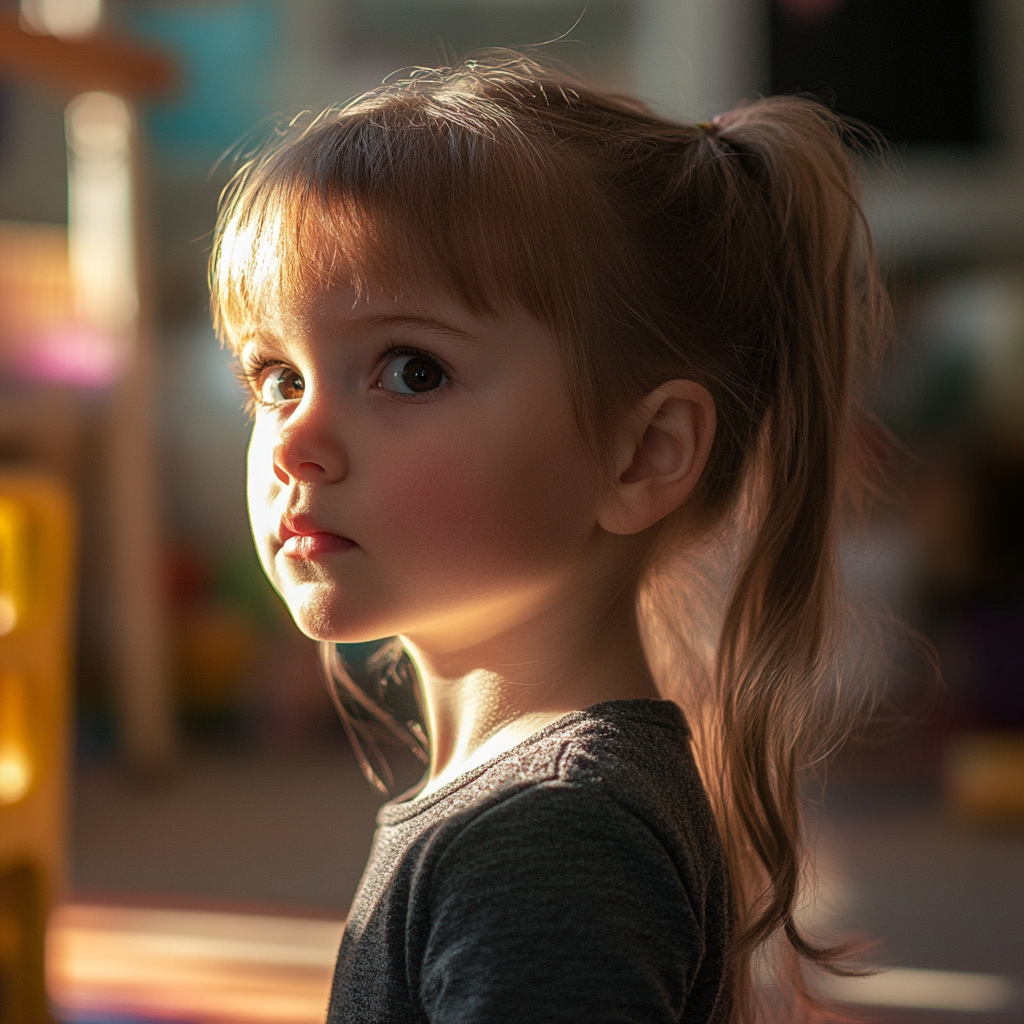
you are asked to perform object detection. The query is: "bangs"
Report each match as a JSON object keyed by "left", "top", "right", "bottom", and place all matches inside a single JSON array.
[{"left": 210, "top": 70, "right": 631, "bottom": 358}]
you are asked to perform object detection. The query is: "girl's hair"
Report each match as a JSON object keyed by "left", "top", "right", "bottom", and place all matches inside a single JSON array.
[{"left": 211, "top": 54, "right": 890, "bottom": 1021}]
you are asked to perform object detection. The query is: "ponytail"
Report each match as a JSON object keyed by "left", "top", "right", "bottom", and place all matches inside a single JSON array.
[{"left": 645, "top": 98, "right": 890, "bottom": 1018}]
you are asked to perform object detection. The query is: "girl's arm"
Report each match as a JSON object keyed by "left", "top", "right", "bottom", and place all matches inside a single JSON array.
[{"left": 414, "top": 783, "right": 725, "bottom": 1024}]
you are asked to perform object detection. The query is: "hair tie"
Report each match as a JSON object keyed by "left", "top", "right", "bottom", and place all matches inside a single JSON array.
[{"left": 697, "top": 114, "right": 733, "bottom": 138}]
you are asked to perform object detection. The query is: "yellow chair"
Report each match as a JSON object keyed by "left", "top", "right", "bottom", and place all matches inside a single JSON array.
[{"left": 0, "top": 474, "right": 75, "bottom": 1024}]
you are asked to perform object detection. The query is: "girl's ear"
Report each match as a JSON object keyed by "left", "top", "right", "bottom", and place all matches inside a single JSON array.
[{"left": 598, "top": 380, "right": 716, "bottom": 536}]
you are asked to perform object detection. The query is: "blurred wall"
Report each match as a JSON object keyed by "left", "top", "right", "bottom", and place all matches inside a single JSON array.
[{"left": 1, "top": 0, "right": 1021, "bottom": 758}]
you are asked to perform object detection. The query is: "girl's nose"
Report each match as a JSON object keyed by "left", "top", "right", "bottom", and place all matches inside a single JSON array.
[{"left": 271, "top": 406, "right": 348, "bottom": 485}]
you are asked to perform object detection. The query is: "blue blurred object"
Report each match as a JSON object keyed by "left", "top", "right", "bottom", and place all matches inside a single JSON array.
[
  {"left": 326, "top": 640, "right": 427, "bottom": 793},
  {"left": 129, "top": 1, "right": 278, "bottom": 162}
]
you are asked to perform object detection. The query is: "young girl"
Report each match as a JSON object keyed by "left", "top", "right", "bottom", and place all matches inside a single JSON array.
[{"left": 211, "top": 54, "right": 888, "bottom": 1023}]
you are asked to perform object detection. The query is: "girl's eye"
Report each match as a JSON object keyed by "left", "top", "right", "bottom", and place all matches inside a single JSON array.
[
  {"left": 260, "top": 366, "right": 304, "bottom": 405},
  {"left": 379, "top": 353, "right": 449, "bottom": 395}
]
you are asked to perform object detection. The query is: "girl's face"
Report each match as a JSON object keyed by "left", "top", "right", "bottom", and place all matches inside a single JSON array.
[{"left": 241, "top": 281, "right": 609, "bottom": 653}]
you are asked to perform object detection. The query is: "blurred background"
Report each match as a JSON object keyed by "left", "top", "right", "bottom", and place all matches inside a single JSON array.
[{"left": 0, "top": 0, "right": 1021, "bottom": 1022}]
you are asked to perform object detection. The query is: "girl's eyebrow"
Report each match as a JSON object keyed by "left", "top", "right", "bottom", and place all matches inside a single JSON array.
[
  {"left": 351, "top": 313, "right": 478, "bottom": 342},
  {"left": 235, "top": 329, "right": 282, "bottom": 353}
]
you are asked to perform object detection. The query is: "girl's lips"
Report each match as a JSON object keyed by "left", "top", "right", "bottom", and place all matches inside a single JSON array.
[
  {"left": 279, "top": 524, "right": 357, "bottom": 559},
  {"left": 280, "top": 532, "right": 356, "bottom": 559}
]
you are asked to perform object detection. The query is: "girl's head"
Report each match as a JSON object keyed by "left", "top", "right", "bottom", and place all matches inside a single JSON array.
[
  {"left": 212, "top": 55, "right": 887, "bottom": 1020},
  {"left": 214, "top": 57, "right": 876, "bottom": 530}
]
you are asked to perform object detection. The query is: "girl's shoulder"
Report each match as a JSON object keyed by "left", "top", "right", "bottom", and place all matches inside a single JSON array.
[
  {"left": 371, "top": 699, "right": 731, "bottom": 1024},
  {"left": 380, "top": 698, "right": 723, "bottom": 887}
]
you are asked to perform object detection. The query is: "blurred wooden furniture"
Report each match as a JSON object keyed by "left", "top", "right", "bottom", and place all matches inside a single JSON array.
[
  {"left": 0, "top": 14, "right": 175, "bottom": 98},
  {"left": 0, "top": 473, "right": 75, "bottom": 1024},
  {"left": 0, "top": 16, "right": 178, "bottom": 773}
]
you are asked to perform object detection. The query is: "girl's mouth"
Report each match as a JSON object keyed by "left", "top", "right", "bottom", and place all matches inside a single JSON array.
[
  {"left": 280, "top": 532, "right": 357, "bottom": 559},
  {"left": 279, "top": 516, "right": 357, "bottom": 559}
]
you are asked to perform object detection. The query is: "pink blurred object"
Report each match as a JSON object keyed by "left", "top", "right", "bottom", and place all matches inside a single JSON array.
[{"left": 16, "top": 326, "right": 126, "bottom": 388}]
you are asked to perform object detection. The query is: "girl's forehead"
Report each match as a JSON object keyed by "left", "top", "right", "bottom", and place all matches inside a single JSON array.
[{"left": 233, "top": 274, "right": 533, "bottom": 348}]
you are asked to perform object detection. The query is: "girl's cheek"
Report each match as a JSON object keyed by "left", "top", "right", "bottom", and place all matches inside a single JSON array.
[
  {"left": 366, "top": 429, "right": 593, "bottom": 571},
  {"left": 245, "top": 423, "right": 283, "bottom": 544},
  {"left": 246, "top": 427, "right": 271, "bottom": 496}
]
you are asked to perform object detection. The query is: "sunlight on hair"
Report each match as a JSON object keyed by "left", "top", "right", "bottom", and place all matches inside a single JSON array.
[{"left": 215, "top": 206, "right": 287, "bottom": 345}]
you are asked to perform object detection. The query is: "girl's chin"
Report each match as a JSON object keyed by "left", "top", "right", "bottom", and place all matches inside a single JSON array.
[{"left": 287, "top": 601, "right": 399, "bottom": 646}]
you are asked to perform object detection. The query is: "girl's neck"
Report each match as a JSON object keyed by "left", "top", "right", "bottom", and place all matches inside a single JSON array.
[{"left": 402, "top": 575, "right": 660, "bottom": 799}]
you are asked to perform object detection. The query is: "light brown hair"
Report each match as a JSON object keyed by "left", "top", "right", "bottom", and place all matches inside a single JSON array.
[{"left": 211, "top": 54, "right": 890, "bottom": 1021}]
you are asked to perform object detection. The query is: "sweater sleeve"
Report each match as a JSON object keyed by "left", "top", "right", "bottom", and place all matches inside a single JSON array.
[{"left": 417, "top": 782, "right": 706, "bottom": 1024}]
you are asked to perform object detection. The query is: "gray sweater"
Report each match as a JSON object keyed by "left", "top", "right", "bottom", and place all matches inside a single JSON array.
[{"left": 327, "top": 699, "right": 731, "bottom": 1023}]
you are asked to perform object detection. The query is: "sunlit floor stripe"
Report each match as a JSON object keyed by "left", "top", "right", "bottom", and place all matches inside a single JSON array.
[
  {"left": 48, "top": 904, "right": 343, "bottom": 1024},
  {"left": 820, "top": 968, "right": 1023, "bottom": 1013},
  {"left": 48, "top": 905, "right": 1023, "bottom": 1020}
]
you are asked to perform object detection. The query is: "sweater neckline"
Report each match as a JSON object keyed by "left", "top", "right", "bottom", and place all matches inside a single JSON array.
[{"left": 378, "top": 698, "right": 685, "bottom": 825}]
